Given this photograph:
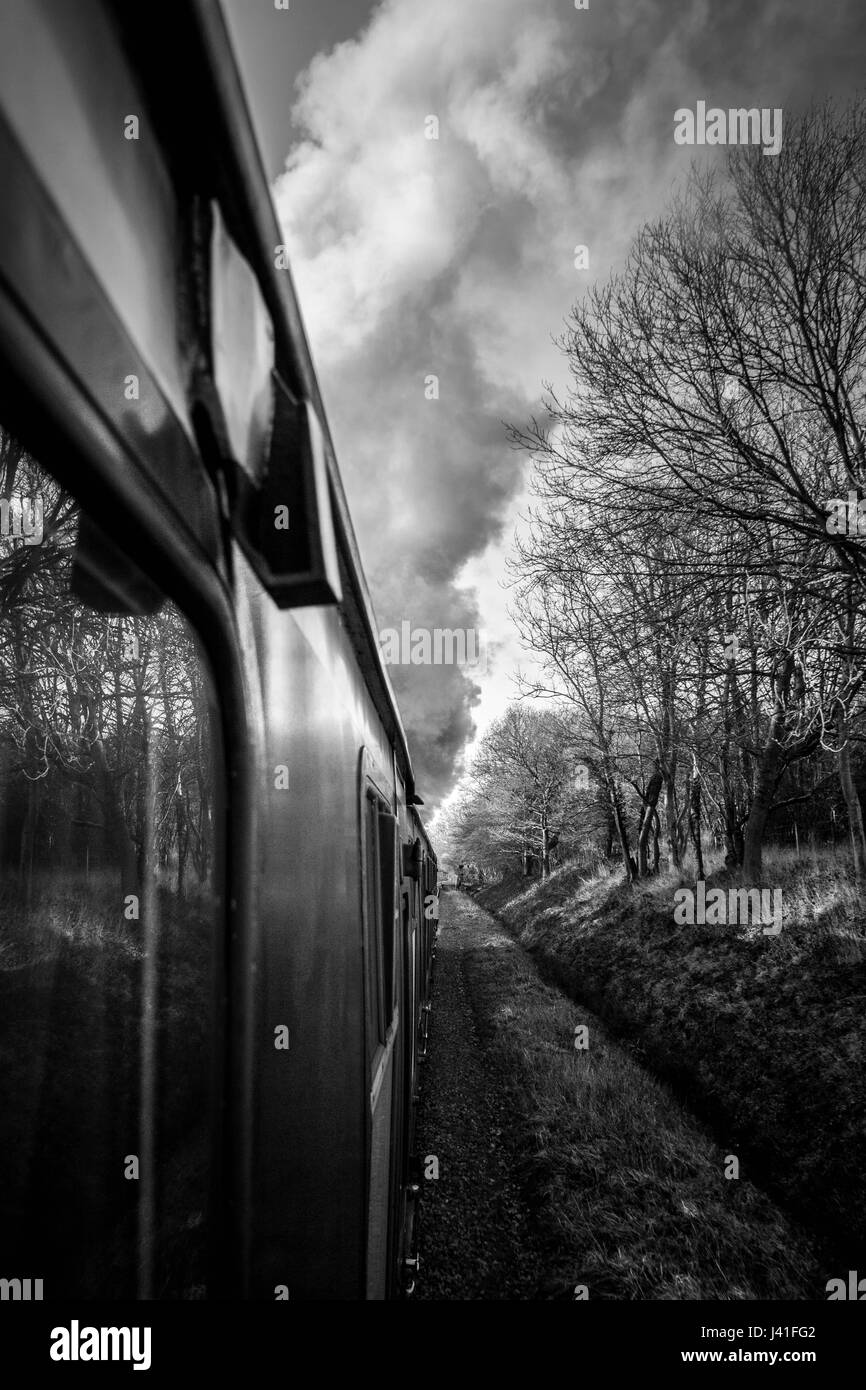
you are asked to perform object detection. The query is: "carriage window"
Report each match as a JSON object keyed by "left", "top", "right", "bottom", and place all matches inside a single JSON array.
[
  {"left": 364, "top": 790, "right": 386, "bottom": 1064},
  {"left": 378, "top": 811, "right": 397, "bottom": 1020},
  {"left": 0, "top": 427, "right": 223, "bottom": 1299}
]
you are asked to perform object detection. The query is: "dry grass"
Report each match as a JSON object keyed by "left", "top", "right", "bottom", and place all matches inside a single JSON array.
[
  {"left": 477, "top": 844, "right": 866, "bottom": 1270},
  {"left": 462, "top": 903, "right": 822, "bottom": 1299}
]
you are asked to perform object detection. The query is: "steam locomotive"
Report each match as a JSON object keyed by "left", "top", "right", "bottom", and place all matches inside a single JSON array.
[{"left": 0, "top": 0, "right": 436, "bottom": 1300}]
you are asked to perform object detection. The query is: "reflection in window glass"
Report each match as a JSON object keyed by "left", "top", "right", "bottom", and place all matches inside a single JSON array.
[{"left": 0, "top": 428, "right": 223, "bottom": 1299}]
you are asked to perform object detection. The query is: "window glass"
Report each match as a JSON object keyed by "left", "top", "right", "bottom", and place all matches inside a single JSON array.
[
  {"left": 0, "top": 427, "right": 223, "bottom": 1299},
  {"left": 364, "top": 790, "right": 384, "bottom": 1063},
  {"left": 378, "top": 812, "right": 396, "bottom": 1020}
]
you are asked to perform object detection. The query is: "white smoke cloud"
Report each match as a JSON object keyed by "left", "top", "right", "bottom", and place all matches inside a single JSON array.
[{"left": 272, "top": 0, "right": 866, "bottom": 810}]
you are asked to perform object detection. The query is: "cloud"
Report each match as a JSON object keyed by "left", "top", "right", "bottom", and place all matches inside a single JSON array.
[{"left": 272, "top": 0, "right": 866, "bottom": 812}]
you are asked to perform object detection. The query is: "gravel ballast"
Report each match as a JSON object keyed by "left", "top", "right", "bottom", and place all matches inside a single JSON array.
[{"left": 414, "top": 891, "right": 545, "bottom": 1299}]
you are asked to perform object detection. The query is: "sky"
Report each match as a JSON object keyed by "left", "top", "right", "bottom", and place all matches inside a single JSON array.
[{"left": 223, "top": 0, "right": 866, "bottom": 820}]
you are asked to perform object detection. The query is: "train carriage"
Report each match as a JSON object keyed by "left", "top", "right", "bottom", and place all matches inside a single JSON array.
[{"left": 0, "top": 0, "right": 436, "bottom": 1300}]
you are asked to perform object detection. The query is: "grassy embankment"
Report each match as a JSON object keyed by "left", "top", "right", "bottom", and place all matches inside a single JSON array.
[{"left": 474, "top": 843, "right": 866, "bottom": 1291}]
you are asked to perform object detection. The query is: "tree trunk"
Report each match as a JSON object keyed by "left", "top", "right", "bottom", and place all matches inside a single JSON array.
[
  {"left": 18, "top": 778, "right": 37, "bottom": 909},
  {"left": 637, "top": 765, "right": 663, "bottom": 877},
  {"left": 838, "top": 715, "right": 866, "bottom": 880},
  {"left": 741, "top": 651, "right": 796, "bottom": 884},
  {"left": 687, "top": 753, "right": 704, "bottom": 881},
  {"left": 176, "top": 792, "right": 188, "bottom": 898},
  {"left": 90, "top": 737, "right": 139, "bottom": 905},
  {"left": 838, "top": 593, "right": 866, "bottom": 880},
  {"left": 720, "top": 658, "right": 744, "bottom": 868},
  {"left": 741, "top": 740, "right": 781, "bottom": 883},
  {"left": 663, "top": 775, "right": 682, "bottom": 869},
  {"left": 606, "top": 769, "right": 636, "bottom": 883},
  {"left": 603, "top": 803, "right": 614, "bottom": 859},
  {"left": 721, "top": 795, "right": 741, "bottom": 869}
]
